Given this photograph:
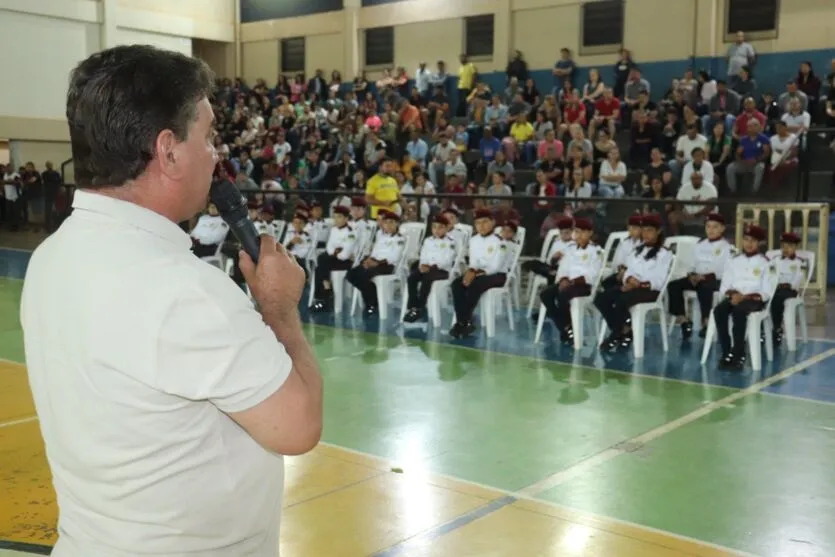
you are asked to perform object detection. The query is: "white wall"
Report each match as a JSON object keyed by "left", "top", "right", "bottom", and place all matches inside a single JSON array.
[
  {"left": 113, "top": 28, "right": 193, "bottom": 56},
  {"left": 0, "top": 9, "right": 100, "bottom": 120}
]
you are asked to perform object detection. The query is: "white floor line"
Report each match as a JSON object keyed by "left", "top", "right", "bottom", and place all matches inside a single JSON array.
[
  {"left": 320, "top": 442, "right": 756, "bottom": 557},
  {"left": 0, "top": 247, "right": 33, "bottom": 254},
  {"left": 516, "top": 347, "right": 835, "bottom": 497},
  {"left": 0, "top": 416, "right": 38, "bottom": 429}
]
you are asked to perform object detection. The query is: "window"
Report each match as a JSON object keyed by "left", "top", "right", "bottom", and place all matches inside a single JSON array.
[
  {"left": 365, "top": 27, "right": 394, "bottom": 67},
  {"left": 726, "top": 0, "right": 779, "bottom": 36},
  {"left": 465, "top": 15, "right": 494, "bottom": 58},
  {"left": 280, "top": 37, "right": 305, "bottom": 73},
  {"left": 581, "top": 0, "right": 624, "bottom": 50}
]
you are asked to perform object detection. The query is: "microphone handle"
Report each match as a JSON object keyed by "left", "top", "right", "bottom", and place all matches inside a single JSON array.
[{"left": 230, "top": 215, "right": 261, "bottom": 264}]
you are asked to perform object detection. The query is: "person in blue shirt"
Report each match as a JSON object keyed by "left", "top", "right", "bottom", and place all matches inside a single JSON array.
[
  {"left": 553, "top": 48, "right": 576, "bottom": 93},
  {"left": 726, "top": 119, "right": 771, "bottom": 194},
  {"left": 479, "top": 127, "right": 502, "bottom": 164}
]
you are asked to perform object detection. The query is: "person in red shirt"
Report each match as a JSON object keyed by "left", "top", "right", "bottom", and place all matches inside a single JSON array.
[
  {"left": 590, "top": 87, "right": 620, "bottom": 138},
  {"left": 559, "top": 92, "right": 587, "bottom": 140},
  {"left": 732, "top": 96, "right": 766, "bottom": 139}
]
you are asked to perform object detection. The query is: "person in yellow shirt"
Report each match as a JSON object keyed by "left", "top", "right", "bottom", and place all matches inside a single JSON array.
[
  {"left": 365, "top": 158, "right": 400, "bottom": 218},
  {"left": 506, "top": 113, "right": 535, "bottom": 163},
  {"left": 456, "top": 54, "right": 477, "bottom": 117}
]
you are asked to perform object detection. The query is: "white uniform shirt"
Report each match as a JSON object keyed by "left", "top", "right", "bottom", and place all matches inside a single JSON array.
[
  {"left": 326, "top": 224, "right": 357, "bottom": 260},
  {"left": 676, "top": 182, "right": 718, "bottom": 215},
  {"left": 612, "top": 236, "right": 642, "bottom": 270},
  {"left": 719, "top": 253, "right": 773, "bottom": 300},
  {"left": 419, "top": 235, "right": 457, "bottom": 271},
  {"left": 283, "top": 228, "right": 312, "bottom": 259},
  {"left": 254, "top": 219, "right": 278, "bottom": 239},
  {"left": 691, "top": 237, "right": 734, "bottom": 278},
  {"left": 20, "top": 191, "right": 291, "bottom": 557},
  {"left": 623, "top": 246, "right": 673, "bottom": 291},
  {"left": 305, "top": 218, "right": 330, "bottom": 243},
  {"left": 3, "top": 171, "right": 20, "bottom": 201},
  {"left": 448, "top": 226, "right": 466, "bottom": 248},
  {"left": 370, "top": 231, "right": 405, "bottom": 265},
  {"left": 681, "top": 160, "right": 715, "bottom": 187},
  {"left": 556, "top": 242, "right": 604, "bottom": 285},
  {"left": 190, "top": 214, "right": 229, "bottom": 246},
  {"left": 468, "top": 233, "right": 505, "bottom": 275},
  {"left": 772, "top": 255, "right": 805, "bottom": 290},
  {"left": 547, "top": 237, "right": 575, "bottom": 262}
]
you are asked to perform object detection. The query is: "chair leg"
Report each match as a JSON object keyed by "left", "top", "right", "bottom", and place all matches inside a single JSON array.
[
  {"left": 570, "top": 300, "right": 584, "bottom": 350},
  {"left": 526, "top": 280, "right": 540, "bottom": 318},
  {"left": 746, "top": 318, "right": 763, "bottom": 371},
  {"left": 631, "top": 308, "right": 646, "bottom": 359},
  {"left": 784, "top": 306, "right": 798, "bottom": 352},
  {"left": 659, "top": 308, "right": 670, "bottom": 353},
  {"left": 764, "top": 318, "right": 774, "bottom": 362},
  {"left": 534, "top": 304, "right": 547, "bottom": 343},
  {"left": 700, "top": 310, "right": 716, "bottom": 364},
  {"left": 307, "top": 269, "right": 316, "bottom": 307},
  {"left": 505, "top": 292, "right": 515, "bottom": 331},
  {"left": 332, "top": 275, "right": 343, "bottom": 314}
]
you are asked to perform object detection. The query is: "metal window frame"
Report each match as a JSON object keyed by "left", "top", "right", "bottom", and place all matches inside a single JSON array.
[
  {"left": 280, "top": 37, "right": 306, "bottom": 74},
  {"left": 364, "top": 26, "right": 395, "bottom": 68},
  {"left": 723, "top": 0, "right": 780, "bottom": 42},
  {"left": 579, "top": 0, "right": 624, "bottom": 56},
  {"left": 464, "top": 14, "right": 495, "bottom": 59}
]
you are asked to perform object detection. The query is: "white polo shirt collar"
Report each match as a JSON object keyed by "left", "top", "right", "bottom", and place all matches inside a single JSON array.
[{"left": 72, "top": 189, "right": 192, "bottom": 251}]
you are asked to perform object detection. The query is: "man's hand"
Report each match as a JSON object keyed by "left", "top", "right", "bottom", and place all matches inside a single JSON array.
[
  {"left": 463, "top": 269, "right": 476, "bottom": 287},
  {"left": 558, "top": 278, "right": 569, "bottom": 291},
  {"left": 364, "top": 258, "right": 378, "bottom": 269},
  {"left": 419, "top": 264, "right": 430, "bottom": 273},
  {"left": 730, "top": 292, "right": 743, "bottom": 305},
  {"left": 239, "top": 235, "right": 305, "bottom": 317},
  {"left": 689, "top": 273, "right": 701, "bottom": 286}
]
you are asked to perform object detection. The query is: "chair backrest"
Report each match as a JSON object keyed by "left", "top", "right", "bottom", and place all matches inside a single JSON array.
[
  {"left": 762, "top": 261, "right": 781, "bottom": 312},
  {"left": 399, "top": 222, "right": 427, "bottom": 262},
  {"left": 514, "top": 226, "right": 527, "bottom": 250},
  {"left": 539, "top": 227, "right": 561, "bottom": 261},
  {"left": 658, "top": 252, "right": 678, "bottom": 294},
  {"left": 455, "top": 223, "right": 473, "bottom": 239},
  {"left": 765, "top": 248, "right": 816, "bottom": 298},
  {"left": 272, "top": 220, "right": 287, "bottom": 243},
  {"left": 602, "top": 231, "right": 629, "bottom": 267},
  {"left": 664, "top": 235, "right": 700, "bottom": 280}
]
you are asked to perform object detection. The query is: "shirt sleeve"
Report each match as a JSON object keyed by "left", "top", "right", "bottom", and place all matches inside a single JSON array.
[{"left": 154, "top": 275, "right": 293, "bottom": 414}]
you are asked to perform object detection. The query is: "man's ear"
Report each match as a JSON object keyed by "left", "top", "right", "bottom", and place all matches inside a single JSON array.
[{"left": 155, "top": 129, "right": 184, "bottom": 180}]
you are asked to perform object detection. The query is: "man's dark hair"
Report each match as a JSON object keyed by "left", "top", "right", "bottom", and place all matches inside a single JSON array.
[{"left": 66, "top": 45, "right": 214, "bottom": 188}]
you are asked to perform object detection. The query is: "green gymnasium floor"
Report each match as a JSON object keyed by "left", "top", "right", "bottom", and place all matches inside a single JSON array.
[{"left": 3, "top": 246, "right": 835, "bottom": 556}]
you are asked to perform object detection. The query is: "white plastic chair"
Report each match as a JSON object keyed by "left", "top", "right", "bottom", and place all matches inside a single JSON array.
[
  {"left": 597, "top": 254, "right": 677, "bottom": 359},
  {"left": 200, "top": 228, "right": 230, "bottom": 270},
  {"left": 766, "top": 249, "right": 815, "bottom": 351},
  {"left": 450, "top": 241, "right": 524, "bottom": 337},
  {"left": 399, "top": 222, "right": 427, "bottom": 263},
  {"left": 525, "top": 228, "right": 561, "bottom": 316},
  {"left": 534, "top": 266, "right": 605, "bottom": 349},
  {"left": 700, "top": 262, "right": 780, "bottom": 371},
  {"left": 600, "top": 231, "right": 629, "bottom": 278},
  {"left": 663, "top": 236, "right": 699, "bottom": 281}
]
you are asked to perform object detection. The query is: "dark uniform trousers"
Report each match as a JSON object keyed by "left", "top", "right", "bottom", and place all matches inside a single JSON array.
[
  {"left": 540, "top": 282, "right": 592, "bottom": 331},
  {"left": 770, "top": 285, "right": 798, "bottom": 330},
  {"left": 293, "top": 255, "right": 310, "bottom": 281},
  {"left": 451, "top": 273, "right": 507, "bottom": 323},
  {"left": 667, "top": 276, "right": 719, "bottom": 321},
  {"left": 594, "top": 286, "right": 659, "bottom": 333},
  {"left": 600, "top": 272, "right": 622, "bottom": 291},
  {"left": 521, "top": 260, "right": 557, "bottom": 284},
  {"left": 406, "top": 263, "right": 450, "bottom": 310},
  {"left": 314, "top": 253, "right": 353, "bottom": 298},
  {"left": 346, "top": 262, "right": 394, "bottom": 307},
  {"left": 713, "top": 298, "right": 766, "bottom": 357}
]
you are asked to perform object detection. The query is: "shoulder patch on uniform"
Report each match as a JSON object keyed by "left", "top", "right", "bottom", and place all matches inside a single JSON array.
[
  {"left": 500, "top": 244, "right": 508, "bottom": 251},
  {"left": 397, "top": 238, "right": 405, "bottom": 244},
  {"left": 348, "top": 233, "right": 356, "bottom": 239}
]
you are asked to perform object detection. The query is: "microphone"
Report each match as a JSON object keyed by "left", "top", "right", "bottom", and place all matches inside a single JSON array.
[{"left": 209, "top": 180, "right": 261, "bottom": 264}]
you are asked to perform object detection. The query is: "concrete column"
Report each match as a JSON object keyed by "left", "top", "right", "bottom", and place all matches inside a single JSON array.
[
  {"left": 493, "top": 0, "right": 511, "bottom": 72},
  {"left": 99, "top": 0, "right": 119, "bottom": 50},
  {"left": 234, "top": 0, "right": 242, "bottom": 76},
  {"left": 343, "top": 0, "right": 360, "bottom": 80}
]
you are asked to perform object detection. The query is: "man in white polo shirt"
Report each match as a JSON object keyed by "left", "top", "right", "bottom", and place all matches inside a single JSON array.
[{"left": 20, "top": 45, "right": 322, "bottom": 557}]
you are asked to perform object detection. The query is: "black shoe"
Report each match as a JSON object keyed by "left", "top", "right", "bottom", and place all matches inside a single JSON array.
[
  {"left": 601, "top": 333, "right": 622, "bottom": 352},
  {"left": 364, "top": 306, "right": 378, "bottom": 317},
  {"left": 680, "top": 320, "right": 693, "bottom": 340},
  {"left": 718, "top": 353, "right": 735, "bottom": 369},
  {"left": 698, "top": 327, "right": 707, "bottom": 339},
  {"left": 560, "top": 327, "right": 574, "bottom": 346},
  {"left": 774, "top": 328, "right": 783, "bottom": 345},
  {"left": 728, "top": 355, "right": 746, "bottom": 371},
  {"left": 620, "top": 332, "right": 633, "bottom": 349},
  {"left": 310, "top": 300, "right": 326, "bottom": 313},
  {"left": 459, "top": 322, "right": 476, "bottom": 338},
  {"left": 449, "top": 323, "right": 463, "bottom": 338},
  {"left": 403, "top": 309, "right": 419, "bottom": 323}
]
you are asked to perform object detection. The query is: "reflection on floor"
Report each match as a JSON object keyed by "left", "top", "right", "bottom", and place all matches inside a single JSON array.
[{"left": 2, "top": 246, "right": 835, "bottom": 556}]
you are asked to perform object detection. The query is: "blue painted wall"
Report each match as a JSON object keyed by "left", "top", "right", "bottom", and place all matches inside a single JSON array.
[
  {"left": 361, "top": 0, "right": 404, "bottom": 5},
  {"left": 240, "top": 0, "right": 343, "bottom": 23}
]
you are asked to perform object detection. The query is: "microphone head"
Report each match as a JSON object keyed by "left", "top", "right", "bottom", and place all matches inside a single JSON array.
[{"left": 209, "top": 180, "right": 247, "bottom": 215}]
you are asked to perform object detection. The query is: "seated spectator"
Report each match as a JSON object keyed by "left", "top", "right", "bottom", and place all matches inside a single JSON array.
[
  {"left": 796, "top": 61, "right": 822, "bottom": 119},
  {"left": 532, "top": 111, "right": 555, "bottom": 142},
  {"left": 726, "top": 119, "right": 770, "bottom": 194},
  {"left": 732, "top": 97, "right": 766, "bottom": 140},
  {"left": 564, "top": 168, "right": 596, "bottom": 219},
  {"left": 581, "top": 68, "right": 606, "bottom": 112},
  {"left": 681, "top": 147, "right": 714, "bottom": 187},
  {"left": 758, "top": 92, "right": 782, "bottom": 133},
  {"left": 443, "top": 149, "right": 468, "bottom": 187},
  {"left": 669, "top": 171, "right": 717, "bottom": 234},
  {"left": 696, "top": 70, "right": 718, "bottom": 112},
  {"left": 405, "top": 129, "right": 429, "bottom": 168},
  {"left": 505, "top": 113, "right": 535, "bottom": 163},
  {"left": 598, "top": 148, "right": 627, "bottom": 198},
  {"left": 504, "top": 76, "right": 521, "bottom": 105},
  {"left": 453, "top": 124, "right": 469, "bottom": 152},
  {"left": 671, "top": 124, "right": 708, "bottom": 178},
  {"left": 629, "top": 109, "right": 658, "bottom": 168},
  {"left": 426, "top": 84, "right": 450, "bottom": 128},
  {"left": 536, "top": 128, "right": 564, "bottom": 165},
  {"left": 703, "top": 81, "right": 740, "bottom": 136},
  {"left": 486, "top": 172, "right": 513, "bottom": 209},
  {"left": 641, "top": 176, "right": 674, "bottom": 218},
  {"left": 642, "top": 147, "right": 673, "bottom": 194},
  {"left": 527, "top": 168, "right": 558, "bottom": 207},
  {"left": 589, "top": 86, "right": 620, "bottom": 139},
  {"left": 681, "top": 104, "right": 703, "bottom": 134},
  {"left": 485, "top": 95, "right": 510, "bottom": 137},
  {"left": 781, "top": 97, "right": 811, "bottom": 134},
  {"left": 778, "top": 80, "right": 809, "bottom": 113},
  {"left": 659, "top": 109, "right": 682, "bottom": 160},
  {"left": 480, "top": 126, "right": 502, "bottom": 164},
  {"left": 559, "top": 93, "right": 587, "bottom": 141},
  {"left": 634, "top": 90, "right": 658, "bottom": 122},
  {"left": 706, "top": 121, "right": 732, "bottom": 185},
  {"left": 484, "top": 150, "right": 515, "bottom": 189},
  {"left": 673, "top": 68, "right": 699, "bottom": 105},
  {"left": 565, "top": 143, "right": 593, "bottom": 183},
  {"left": 731, "top": 66, "right": 758, "bottom": 100},
  {"left": 591, "top": 128, "right": 617, "bottom": 174},
  {"left": 769, "top": 120, "right": 800, "bottom": 189},
  {"left": 427, "top": 133, "right": 456, "bottom": 184},
  {"left": 564, "top": 124, "right": 593, "bottom": 162},
  {"left": 538, "top": 145, "right": 565, "bottom": 186},
  {"left": 623, "top": 67, "right": 651, "bottom": 122},
  {"left": 537, "top": 94, "right": 560, "bottom": 124}
]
